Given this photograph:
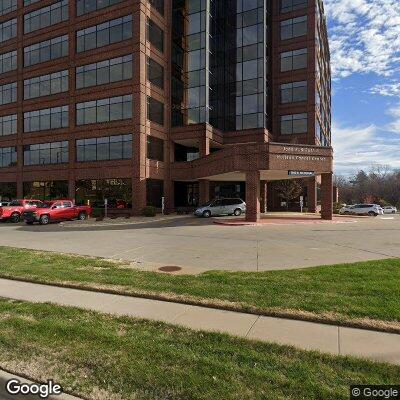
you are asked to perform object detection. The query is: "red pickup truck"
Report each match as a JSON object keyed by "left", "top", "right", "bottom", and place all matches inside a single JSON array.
[
  {"left": 0, "top": 199, "right": 43, "bottom": 223},
  {"left": 22, "top": 200, "right": 92, "bottom": 225}
]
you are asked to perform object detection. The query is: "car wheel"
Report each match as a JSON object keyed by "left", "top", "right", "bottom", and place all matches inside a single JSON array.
[
  {"left": 233, "top": 208, "right": 242, "bottom": 216},
  {"left": 78, "top": 212, "right": 87, "bottom": 221},
  {"left": 368, "top": 211, "right": 377, "bottom": 217},
  {"left": 39, "top": 215, "right": 50, "bottom": 225},
  {"left": 202, "top": 210, "right": 211, "bottom": 218},
  {"left": 10, "top": 213, "right": 20, "bottom": 223}
]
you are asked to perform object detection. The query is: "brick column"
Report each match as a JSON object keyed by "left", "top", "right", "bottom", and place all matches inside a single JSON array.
[
  {"left": 307, "top": 176, "right": 317, "bottom": 213},
  {"left": 321, "top": 173, "right": 333, "bottom": 220},
  {"left": 260, "top": 180, "right": 267, "bottom": 213},
  {"left": 199, "top": 180, "right": 210, "bottom": 205},
  {"left": 17, "top": 180, "right": 23, "bottom": 199},
  {"left": 246, "top": 170, "right": 260, "bottom": 222},
  {"left": 199, "top": 136, "right": 210, "bottom": 157},
  {"left": 68, "top": 179, "right": 76, "bottom": 203}
]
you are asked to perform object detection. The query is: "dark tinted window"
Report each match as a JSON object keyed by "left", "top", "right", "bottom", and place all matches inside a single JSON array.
[
  {"left": 149, "top": 0, "right": 164, "bottom": 15},
  {"left": 147, "top": 96, "right": 164, "bottom": 125},
  {"left": 147, "top": 57, "right": 164, "bottom": 89},
  {"left": 147, "top": 136, "right": 164, "bottom": 162},
  {"left": 147, "top": 18, "right": 164, "bottom": 52}
]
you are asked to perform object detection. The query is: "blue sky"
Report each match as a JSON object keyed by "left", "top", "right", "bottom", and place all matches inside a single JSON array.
[{"left": 325, "top": 0, "right": 400, "bottom": 175}]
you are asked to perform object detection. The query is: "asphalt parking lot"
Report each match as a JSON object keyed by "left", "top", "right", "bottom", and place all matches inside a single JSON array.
[{"left": 0, "top": 214, "right": 399, "bottom": 273}]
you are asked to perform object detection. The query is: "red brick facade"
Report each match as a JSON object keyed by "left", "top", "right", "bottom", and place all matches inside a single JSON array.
[{"left": 0, "top": 0, "right": 332, "bottom": 221}]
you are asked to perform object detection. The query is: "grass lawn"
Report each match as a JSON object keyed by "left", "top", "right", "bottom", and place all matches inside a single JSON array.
[
  {"left": 0, "top": 246, "right": 399, "bottom": 331},
  {"left": 0, "top": 298, "right": 399, "bottom": 400}
]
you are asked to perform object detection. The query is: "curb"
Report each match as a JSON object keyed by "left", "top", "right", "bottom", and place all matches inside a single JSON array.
[{"left": 0, "top": 369, "right": 83, "bottom": 400}]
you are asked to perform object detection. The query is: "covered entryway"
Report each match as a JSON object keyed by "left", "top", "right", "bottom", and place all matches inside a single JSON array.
[{"left": 171, "top": 142, "right": 334, "bottom": 222}]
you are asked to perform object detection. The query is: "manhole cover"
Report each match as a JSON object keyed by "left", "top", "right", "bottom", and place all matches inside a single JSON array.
[{"left": 159, "top": 266, "right": 182, "bottom": 273}]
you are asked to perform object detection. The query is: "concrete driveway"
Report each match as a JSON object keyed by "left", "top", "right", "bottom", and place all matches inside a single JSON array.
[{"left": 0, "top": 214, "right": 399, "bottom": 273}]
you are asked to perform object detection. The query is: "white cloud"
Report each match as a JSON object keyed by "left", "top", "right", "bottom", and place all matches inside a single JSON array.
[
  {"left": 371, "top": 82, "right": 400, "bottom": 97},
  {"left": 325, "top": 0, "right": 400, "bottom": 79},
  {"left": 332, "top": 122, "right": 400, "bottom": 174},
  {"left": 386, "top": 104, "right": 400, "bottom": 132}
]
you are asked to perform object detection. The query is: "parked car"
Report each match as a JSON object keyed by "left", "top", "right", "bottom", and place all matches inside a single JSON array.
[
  {"left": 383, "top": 206, "right": 397, "bottom": 214},
  {"left": 339, "top": 204, "right": 384, "bottom": 216},
  {"left": 195, "top": 198, "right": 246, "bottom": 218},
  {"left": 0, "top": 199, "right": 43, "bottom": 223},
  {"left": 23, "top": 200, "right": 93, "bottom": 225}
]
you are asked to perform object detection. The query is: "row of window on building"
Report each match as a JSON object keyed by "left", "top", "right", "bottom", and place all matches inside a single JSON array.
[
  {"left": 0, "top": 54, "right": 164, "bottom": 99},
  {"left": 0, "top": 134, "right": 165, "bottom": 168},
  {"left": 0, "top": 0, "right": 164, "bottom": 19},
  {"left": 0, "top": 13, "right": 164, "bottom": 66},
  {"left": 0, "top": 93, "right": 165, "bottom": 132}
]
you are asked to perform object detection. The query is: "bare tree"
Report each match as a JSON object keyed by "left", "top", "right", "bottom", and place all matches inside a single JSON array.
[{"left": 274, "top": 180, "right": 303, "bottom": 210}]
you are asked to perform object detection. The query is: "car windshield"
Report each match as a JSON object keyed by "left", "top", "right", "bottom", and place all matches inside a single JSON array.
[
  {"left": 200, "top": 201, "right": 213, "bottom": 207},
  {"left": 9, "top": 201, "right": 22, "bottom": 206}
]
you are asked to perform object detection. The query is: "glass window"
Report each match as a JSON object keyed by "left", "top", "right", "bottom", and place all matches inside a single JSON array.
[
  {"left": 0, "top": 82, "right": 17, "bottom": 105},
  {"left": 280, "top": 113, "right": 308, "bottom": 134},
  {"left": 281, "top": 16, "right": 307, "bottom": 40},
  {"left": 0, "top": 0, "right": 17, "bottom": 17},
  {"left": 147, "top": 96, "right": 164, "bottom": 125},
  {"left": 24, "top": 0, "right": 68, "bottom": 34},
  {"left": 24, "top": 106, "right": 69, "bottom": 132},
  {"left": 0, "top": 114, "right": 17, "bottom": 136},
  {"left": 281, "top": 0, "right": 308, "bottom": 13},
  {"left": 76, "top": 95, "right": 132, "bottom": 125},
  {"left": 23, "top": 141, "right": 68, "bottom": 165},
  {"left": 0, "top": 146, "right": 17, "bottom": 168},
  {"left": 24, "top": 35, "right": 69, "bottom": 67},
  {"left": 0, "top": 50, "right": 17, "bottom": 75},
  {"left": 149, "top": 0, "right": 164, "bottom": 16},
  {"left": 280, "top": 81, "right": 307, "bottom": 103},
  {"left": 76, "top": 0, "right": 125, "bottom": 16},
  {"left": 147, "top": 18, "right": 164, "bottom": 53},
  {"left": 75, "top": 179, "right": 132, "bottom": 208},
  {"left": 76, "top": 16, "right": 132, "bottom": 53},
  {"left": 147, "top": 57, "right": 164, "bottom": 89},
  {"left": 76, "top": 55, "right": 132, "bottom": 89},
  {"left": 147, "top": 136, "right": 164, "bottom": 161},
  {"left": 24, "top": 0, "right": 41, "bottom": 5},
  {"left": 0, "top": 18, "right": 17, "bottom": 43},
  {"left": 24, "top": 70, "right": 68, "bottom": 100},
  {"left": 76, "top": 134, "right": 132, "bottom": 162},
  {"left": 281, "top": 48, "right": 307, "bottom": 71}
]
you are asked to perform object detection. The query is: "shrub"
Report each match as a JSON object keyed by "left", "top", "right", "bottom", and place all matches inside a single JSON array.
[
  {"left": 333, "top": 202, "right": 345, "bottom": 214},
  {"left": 141, "top": 206, "right": 157, "bottom": 217}
]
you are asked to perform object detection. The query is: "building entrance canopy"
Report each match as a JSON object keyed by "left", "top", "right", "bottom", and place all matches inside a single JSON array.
[{"left": 172, "top": 143, "right": 333, "bottom": 182}]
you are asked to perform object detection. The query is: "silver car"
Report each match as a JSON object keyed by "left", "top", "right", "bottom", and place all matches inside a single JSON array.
[
  {"left": 195, "top": 198, "right": 246, "bottom": 218},
  {"left": 383, "top": 206, "right": 397, "bottom": 214},
  {"left": 339, "top": 204, "right": 384, "bottom": 216}
]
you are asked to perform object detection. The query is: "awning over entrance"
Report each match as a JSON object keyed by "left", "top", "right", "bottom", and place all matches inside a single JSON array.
[{"left": 171, "top": 142, "right": 334, "bottom": 222}]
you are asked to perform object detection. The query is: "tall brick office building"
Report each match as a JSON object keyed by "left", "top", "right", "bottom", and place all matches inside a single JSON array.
[{"left": 0, "top": 0, "right": 332, "bottom": 222}]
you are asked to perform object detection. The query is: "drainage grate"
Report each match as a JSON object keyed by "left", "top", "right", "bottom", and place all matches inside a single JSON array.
[{"left": 159, "top": 266, "right": 182, "bottom": 273}]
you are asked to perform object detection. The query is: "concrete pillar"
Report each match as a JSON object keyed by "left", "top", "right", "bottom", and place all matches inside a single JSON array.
[
  {"left": 321, "top": 173, "right": 333, "bottom": 220},
  {"left": 307, "top": 176, "right": 317, "bottom": 213},
  {"left": 260, "top": 180, "right": 267, "bottom": 214},
  {"left": 246, "top": 170, "right": 260, "bottom": 222},
  {"left": 199, "top": 180, "right": 210, "bottom": 205}
]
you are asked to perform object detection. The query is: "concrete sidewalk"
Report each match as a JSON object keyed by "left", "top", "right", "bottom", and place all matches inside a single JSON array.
[{"left": 0, "top": 278, "right": 399, "bottom": 365}]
